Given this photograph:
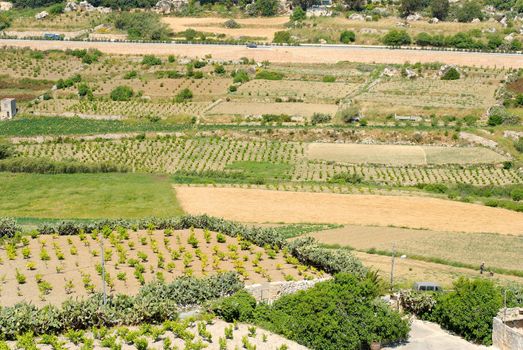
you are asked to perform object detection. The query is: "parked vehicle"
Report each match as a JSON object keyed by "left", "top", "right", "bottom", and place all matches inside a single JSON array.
[
  {"left": 43, "top": 33, "right": 62, "bottom": 40},
  {"left": 413, "top": 282, "right": 442, "bottom": 292},
  {"left": 246, "top": 43, "right": 257, "bottom": 48}
]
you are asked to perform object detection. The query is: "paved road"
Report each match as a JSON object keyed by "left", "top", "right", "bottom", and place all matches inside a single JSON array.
[
  {"left": 384, "top": 319, "right": 493, "bottom": 350},
  {"left": 1, "top": 39, "right": 523, "bottom": 68}
]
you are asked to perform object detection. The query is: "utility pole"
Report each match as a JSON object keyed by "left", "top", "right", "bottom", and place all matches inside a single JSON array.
[
  {"left": 390, "top": 243, "right": 396, "bottom": 295},
  {"left": 100, "top": 234, "right": 107, "bottom": 305}
]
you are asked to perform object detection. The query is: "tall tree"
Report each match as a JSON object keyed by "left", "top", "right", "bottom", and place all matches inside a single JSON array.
[
  {"left": 430, "top": 0, "right": 449, "bottom": 20},
  {"left": 343, "top": 0, "right": 366, "bottom": 11}
]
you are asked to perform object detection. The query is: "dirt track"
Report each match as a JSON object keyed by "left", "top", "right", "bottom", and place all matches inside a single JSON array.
[
  {"left": 174, "top": 186, "right": 523, "bottom": 235},
  {"left": 2, "top": 39, "right": 523, "bottom": 67}
]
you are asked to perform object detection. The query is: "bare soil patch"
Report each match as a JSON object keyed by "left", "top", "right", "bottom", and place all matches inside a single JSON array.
[
  {"left": 175, "top": 186, "right": 523, "bottom": 235},
  {"left": 3, "top": 40, "right": 523, "bottom": 68}
]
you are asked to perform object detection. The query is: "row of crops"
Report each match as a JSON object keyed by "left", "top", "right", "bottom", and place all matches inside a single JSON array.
[{"left": 15, "top": 137, "right": 522, "bottom": 186}]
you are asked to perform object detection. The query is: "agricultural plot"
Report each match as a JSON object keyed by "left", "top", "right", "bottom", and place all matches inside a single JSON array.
[
  {"left": 174, "top": 186, "right": 523, "bottom": 235},
  {"left": 2, "top": 319, "right": 306, "bottom": 350},
  {"left": 306, "top": 143, "right": 509, "bottom": 165},
  {"left": 355, "top": 72, "right": 500, "bottom": 118},
  {"left": 0, "top": 228, "right": 322, "bottom": 306},
  {"left": 29, "top": 99, "right": 210, "bottom": 119},
  {"left": 234, "top": 80, "right": 359, "bottom": 103},
  {"left": 307, "top": 225, "right": 523, "bottom": 275},
  {"left": 206, "top": 101, "right": 339, "bottom": 118},
  {"left": 15, "top": 136, "right": 522, "bottom": 187},
  {"left": 0, "top": 173, "right": 184, "bottom": 219}
]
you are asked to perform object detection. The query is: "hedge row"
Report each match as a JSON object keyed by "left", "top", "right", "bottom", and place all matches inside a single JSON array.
[
  {"left": 0, "top": 157, "right": 128, "bottom": 174},
  {"left": 0, "top": 272, "right": 242, "bottom": 340}
]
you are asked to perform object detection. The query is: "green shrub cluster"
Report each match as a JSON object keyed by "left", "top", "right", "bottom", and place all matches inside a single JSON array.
[
  {"left": 288, "top": 237, "right": 366, "bottom": 276},
  {"left": 66, "top": 49, "right": 102, "bottom": 65},
  {"left": 339, "top": 30, "right": 356, "bottom": 44},
  {"left": 0, "top": 273, "right": 242, "bottom": 340},
  {"left": 212, "top": 274, "right": 409, "bottom": 350},
  {"left": 255, "top": 70, "right": 284, "bottom": 80},
  {"left": 262, "top": 114, "right": 291, "bottom": 123},
  {"left": 311, "top": 113, "right": 332, "bottom": 125},
  {"left": 113, "top": 12, "right": 172, "bottom": 41},
  {"left": 56, "top": 74, "right": 82, "bottom": 90},
  {"left": 141, "top": 55, "right": 162, "bottom": 66},
  {"left": 0, "top": 217, "right": 20, "bottom": 239},
  {"left": 441, "top": 67, "right": 460, "bottom": 80},
  {"left": 110, "top": 86, "right": 134, "bottom": 101},
  {"left": 0, "top": 157, "right": 128, "bottom": 174},
  {"left": 401, "top": 278, "right": 523, "bottom": 345}
]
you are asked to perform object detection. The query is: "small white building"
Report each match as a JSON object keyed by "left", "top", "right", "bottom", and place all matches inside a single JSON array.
[{"left": 0, "top": 98, "right": 16, "bottom": 120}]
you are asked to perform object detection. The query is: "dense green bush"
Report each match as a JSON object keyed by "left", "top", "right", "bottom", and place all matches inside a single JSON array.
[
  {"left": 339, "top": 30, "right": 356, "bottom": 44},
  {"left": 441, "top": 67, "right": 460, "bottom": 80},
  {"left": 328, "top": 173, "right": 363, "bottom": 184},
  {"left": 0, "top": 12, "right": 11, "bottom": 30},
  {"left": 0, "top": 273, "right": 241, "bottom": 340},
  {"left": 514, "top": 138, "right": 523, "bottom": 153},
  {"left": 113, "top": 12, "right": 172, "bottom": 41},
  {"left": 251, "top": 273, "right": 409, "bottom": 349},
  {"left": 311, "top": 113, "right": 332, "bottom": 125},
  {"left": 382, "top": 30, "right": 411, "bottom": 46},
  {"left": 67, "top": 49, "right": 102, "bottom": 64},
  {"left": 142, "top": 55, "right": 162, "bottom": 66},
  {"left": 56, "top": 74, "right": 82, "bottom": 90},
  {"left": 255, "top": 70, "right": 284, "bottom": 80},
  {"left": 431, "top": 278, "right": 502, "bottom": 345},
  {"left": 232, "top": 70, "right": 250, "bottom": 83},
  {"left": 110, "top": 86, "right": 134, "bottom": 101},
  {"left": 175, "top": 88, "right": 193, "bottom": 103},
  {"left": 0, "top": 157, "right": 127, "bottom": 174},
  {"left": 400, "top": 290, "right": 437, "bottom": 319},
  {"left": 288, "top": 237, "right": 365, "bottom": 276},
  {"left": 262, "top": 114, "right": 291, "bottom": 123},
  {"left": 0, "top": 141, "right": 13, "bottom": 160},
  {"left": 455, "top": 0, "right": 483, "bottom": 23},
  {"left": 273, "top": 31, "right": 292, "bottom": 44},
  {"left": 0, "top": 217, "right": 20, "bottom": 239},
  {"left": 211, "top": 290, "right": 257, "bottom": 322}
]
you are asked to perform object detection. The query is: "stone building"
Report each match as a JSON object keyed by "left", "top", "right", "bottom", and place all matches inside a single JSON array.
[{"left": 0, "top": 98, "right": 16, "bottom": 120}]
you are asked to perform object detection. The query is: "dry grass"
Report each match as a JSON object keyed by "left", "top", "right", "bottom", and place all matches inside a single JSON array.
[
  {"left": 306, "top": 143, "right": 508, "bottom": 165},
  {"left": 206, "top": 101, "right": 339, "bottom": 117},
  {"left": 174, "top": 186, "right": 523, "bottom": 235},
  {"left": 162, "top": 16, "right": 288, "bottom": 40},
  {"left": 354, "top": 251, "right": 523, "bottom": 288},
  {"left": 0, "top": 228, "right": 322, "bottom": 307},
  {"left": 308, "top": 225, "right": 523, "bottom": 273}
]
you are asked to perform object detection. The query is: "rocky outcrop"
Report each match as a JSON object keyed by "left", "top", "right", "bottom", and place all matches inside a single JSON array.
[{"left": 153, "top": 0, "right": 188, "bottom": 14}]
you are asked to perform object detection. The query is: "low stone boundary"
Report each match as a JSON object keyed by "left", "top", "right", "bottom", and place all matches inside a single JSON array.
[
  {"left": 245, "top": 277, "right": 330, "bottom": 303},
  {"left": 493, "top": 308, "right": 523, "bottom": 350}
]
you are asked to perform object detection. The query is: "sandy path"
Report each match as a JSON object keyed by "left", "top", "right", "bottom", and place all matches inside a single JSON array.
[
  {"left": 2, "top": 39, "right": 523, "bottom": 67},
  {"left": 174, "top": 186, "right": 523, "bottom": 235}
]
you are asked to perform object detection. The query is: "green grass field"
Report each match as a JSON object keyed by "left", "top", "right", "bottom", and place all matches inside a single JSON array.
[{"left": 0, "top": 172, "right": 184, "bottom": 219}]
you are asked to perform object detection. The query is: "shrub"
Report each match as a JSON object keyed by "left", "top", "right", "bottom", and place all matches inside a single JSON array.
[
  {"left": 211, "top": 290, "right": 257, "bottom": 322},
  {"left": 514, "top": 138, "right": 523, "bottom": 153},
  {"left": 0, "top": 157, "right": 127, "bottom": 174},
  {"left": 431, "top": 278, "right": 502, "bottom": 345},
  {"left": 223, "top": 19, "right": 240, "bottom": 28},
  {"left": 290, "top": 6, "right": 306, "bottom": 21},
  {"left": 400, "top": 290, "right": 437, "bottom": 319},
  {"left": 288, "top": 237, "right": 365, "bottom": 276},
  {"left": 311, "top": 113, "right": 331, "bottom": 125},
  {"left": 142, "top": 55, "right": 162, "bottom": 66},
  {"left": 0, "top": 217, "right": 20, "bottom": 239},
  {"left": 48, "top": 3, "right": 64, "bottom": 14},
  {"left": 255, "top": 70, "right": 284, "bottom": 80},
  {"left": 0, "top": 141, "right": 14, "bottom": 160},
  {"left": 339, "top": 30, "right": 356, "bottom": 44},
  {"left": 175, "top": 88, "right": 193, "bottom": 103},
  {"left": 328, "top": 173, "right": 363, "bottom": 184},
  {"left": 262, "top": 114, "right": 291, "bottom": 123},
  {"left": 250, "top": 273, "right": 409, "bottom": 349},
  {"left": 441, "top": 68, "right": 460, "bottom": 80},
  {"left": 273, "top": 31, "right": 291, "bottom": 44},
  {"left": 232, "top": 70, "right": 250, "bottom": 83},
  {"left": 214, "top": 65, "right": 225, "bottom": 75},
  {"left": 0, "top": 12, "right": 11, "bottom": 31},
  {"left": 110, "top": 86, "right": 134, "bottom": 101},
  {"left": 338, "top": 106, "right": 361, "bottom": 124},
  {"left": 228, "top": 85, "right": 237, "bottom": 92},
  {"left": 511, "top": 187, "right": 523, "bottom": 201},
  {"left": 456, "top": 0, "right": 483, "bottom": 23},
  {"left": 322, "top": 75, "right": 336, "bottom": 83},
  {"left": 382, "top": 30, "right": 411, "bottom": 46},
  {"left": 113, "top": 12, "right": 172, "bottom": 41}
]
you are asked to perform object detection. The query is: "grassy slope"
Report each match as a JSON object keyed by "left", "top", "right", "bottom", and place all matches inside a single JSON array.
[{"left": 0, "top": 172, "right": 183, "bottom": 219}]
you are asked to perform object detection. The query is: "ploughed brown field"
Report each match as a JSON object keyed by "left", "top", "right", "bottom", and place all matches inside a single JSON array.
[{"left": 175, "top": 186, "right": 523, "bottom": 235}]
